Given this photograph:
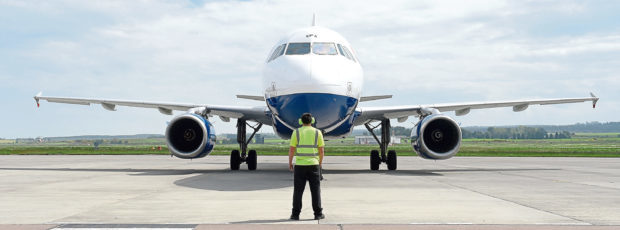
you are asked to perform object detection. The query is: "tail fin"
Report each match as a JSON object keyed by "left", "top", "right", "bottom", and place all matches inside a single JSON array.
[{"left": 312, "top": 13, "right": 317, "bottom": 26}]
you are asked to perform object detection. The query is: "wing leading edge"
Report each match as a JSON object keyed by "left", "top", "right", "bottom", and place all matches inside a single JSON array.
[
  {"left": 355, "top": 93, "right": 599, "bottom": 125},
  {"left": 34, "top": 93, "right": 272, "bottom": 125}
]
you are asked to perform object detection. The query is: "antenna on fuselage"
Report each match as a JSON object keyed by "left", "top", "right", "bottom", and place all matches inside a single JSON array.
[{"left": 312, "top": 13, "right": 317, "bottom": 26}]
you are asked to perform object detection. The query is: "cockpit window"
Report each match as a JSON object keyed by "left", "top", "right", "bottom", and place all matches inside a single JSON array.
[
  {"left": 285, "top": 43, "right": 311, "bottom": 55},
  {"left": 344, "top": 46, "right": 356, "bottom": 62},
  {"left": 312, "top": 42, "right": 337, "bottom": 55},
  {"left": 337, "top": 44, "right": 346, "bottom": 57},
  {"left": 267, "top": 44, "right": 286, "bottom": 62},
  {"left": 278, "top": 44, "right": 286, "bottom": 56},
  {"left": 337, "top": 44, "right": 356, "bottom": 62}
]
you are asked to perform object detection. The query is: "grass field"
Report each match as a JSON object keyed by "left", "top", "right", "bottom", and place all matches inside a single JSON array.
[{"left": 1, "top": 134, "right": 619, "bottom": 157}]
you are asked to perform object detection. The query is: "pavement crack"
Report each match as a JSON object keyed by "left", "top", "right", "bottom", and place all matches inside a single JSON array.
[
  {"left": 499, "top": 170, "right": 620, "bottom": 191},
  {"left": 428, "top": 174, "right": 592, "bottom": 225}
]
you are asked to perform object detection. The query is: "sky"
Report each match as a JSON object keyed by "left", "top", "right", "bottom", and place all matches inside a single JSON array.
[{"left": 1, "top": 0, "right": 619, "bottom": 138}]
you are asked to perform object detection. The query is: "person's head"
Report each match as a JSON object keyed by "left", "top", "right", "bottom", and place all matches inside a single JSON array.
[{"left": 300, "top": 113, "right": 314, "bottom": 125}]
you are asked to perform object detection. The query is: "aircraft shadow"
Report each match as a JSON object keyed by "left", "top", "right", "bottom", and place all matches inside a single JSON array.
[{"left": 1, "top": 165, "right": 558, "bottom": 191}]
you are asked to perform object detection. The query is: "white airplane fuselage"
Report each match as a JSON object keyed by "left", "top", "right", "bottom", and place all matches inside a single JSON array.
[{"left": 263, "top": 26, "right": 364, "bottom": 139}]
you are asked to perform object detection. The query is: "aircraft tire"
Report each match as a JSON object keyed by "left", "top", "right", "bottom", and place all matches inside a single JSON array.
[
  {"left": 387, "top": 150, "right": 397, "bottom": 170},
  {"left": 230, "top": 149, "right": 241, "bottom": 170},
  {"left": 370, "top": 150, "right": 380, "bottom": 170},
  {"left": 247, "top": 149, "right": 257, "bottom": 170}
]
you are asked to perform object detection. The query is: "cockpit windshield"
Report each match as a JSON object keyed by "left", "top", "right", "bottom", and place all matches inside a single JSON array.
[
  {"left": 337, "top": 44, "right": 357, "bottom": 62},
  {"left": 285, "top": 43, "right": 311, "bottom": 55},
  {"left": 267, "top": 44, "right": 286, "bottom": 62},
  {"left": 275, "top": 42, "right": 356, "bottom": 63},
  {"left": 312, "top": 42, "right": 337, "bottom": 55}
]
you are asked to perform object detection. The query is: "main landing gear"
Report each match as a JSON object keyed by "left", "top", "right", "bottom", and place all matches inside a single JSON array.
[
  {"left": 364, "top": 119, "right": 397, "bottom": 171},
  {"left": 230, "top": 119, "right": 262, "bottom": 170}
]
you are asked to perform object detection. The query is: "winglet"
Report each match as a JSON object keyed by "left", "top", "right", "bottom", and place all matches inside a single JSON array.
[
  {"left": 590, "top": 92, "right": 599, "bottom": 109},
  {"left": 34, "top": 92, "right": 42, "bottom": 108}
]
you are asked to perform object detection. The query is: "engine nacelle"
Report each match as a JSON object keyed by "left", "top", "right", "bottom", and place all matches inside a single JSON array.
[
  {"left": 411, "top": 114, "right": 462, "bottom": 160},
  {"left": 165, "top": 113, "right": 216, "bottom": 159}
]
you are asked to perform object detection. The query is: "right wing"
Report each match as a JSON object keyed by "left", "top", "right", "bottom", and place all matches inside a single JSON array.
[
  {"left": 34, "top": 92, "right": 272, "bottom": 125},
  {"left": 355, "top": 93, "right": 599, "bottom": 125}
]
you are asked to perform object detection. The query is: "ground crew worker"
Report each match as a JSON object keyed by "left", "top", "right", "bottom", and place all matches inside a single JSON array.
[{"left": 289, "top": 113, "right": 325, "bottom": 220}]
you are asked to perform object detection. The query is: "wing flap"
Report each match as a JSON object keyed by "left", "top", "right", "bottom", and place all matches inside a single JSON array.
[
  {"left": 360, "top": 95, "right": 392, "bottom": 102},
  {"left": 236, "top": 95, "right": 265, "bottom": 101},
  {"left": 45, "top": 97, "right": 91, "bottom": 105},
  {"left": 34, "top": 93, "right": 273, "bottom": 125},
  {"left": 356, "top": 93, "right": 599, "bottom": 124}
]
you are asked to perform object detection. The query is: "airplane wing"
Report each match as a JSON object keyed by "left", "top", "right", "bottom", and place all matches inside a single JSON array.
[
  {"left": 354, "top": 93, "right": 599, "bottom": 125},
  {"left": 33, "top": 93, "right": 272, "bottom": 125}
]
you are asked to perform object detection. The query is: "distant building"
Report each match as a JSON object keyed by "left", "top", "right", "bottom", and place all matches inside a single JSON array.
[
  {"left": 15, "top": 138, "right": 35, "bottom": 144},
  {"left": 355, "top": 136, "right": 403, "bottom": 145}
]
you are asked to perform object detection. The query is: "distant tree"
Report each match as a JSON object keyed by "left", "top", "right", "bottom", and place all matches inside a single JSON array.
[
  {"left": 93, "top": 139, "right": 103, "bottom": 150},
  {"left": 462, "top": 126, "right": 548, "bottom": 139},
  {"left": 392, "top": 126, "right": 412, "bottom": 136}
]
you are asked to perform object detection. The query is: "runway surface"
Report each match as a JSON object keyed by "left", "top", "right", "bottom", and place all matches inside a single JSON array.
[{"left": 0, "top": 155, "right": 619, "bottom": 229}]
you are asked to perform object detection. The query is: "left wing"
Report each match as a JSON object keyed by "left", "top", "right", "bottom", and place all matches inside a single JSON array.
[
  {"left": 34, "top": 93, "right": 272, "bottom": 125},
  {"left": 354, "top": 93, "right": 599, "bottom": 125}
]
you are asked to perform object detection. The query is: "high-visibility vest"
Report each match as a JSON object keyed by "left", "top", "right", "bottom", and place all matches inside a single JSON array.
[{"left": 293, "top": 126, "right": 320, "bottom": 165}]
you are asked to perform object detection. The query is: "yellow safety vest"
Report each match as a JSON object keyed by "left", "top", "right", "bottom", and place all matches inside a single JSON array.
[{"left": 291, "top": 126, "right": 323, "bottom": 165}]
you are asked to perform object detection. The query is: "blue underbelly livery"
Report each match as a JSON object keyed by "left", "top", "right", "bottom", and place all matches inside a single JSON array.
[{"left": 267, "top": 93, "right": 358, "bottom": 139}]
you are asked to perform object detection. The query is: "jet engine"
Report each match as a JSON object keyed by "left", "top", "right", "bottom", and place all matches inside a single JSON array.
[
  {"left": 165, "top": 113, "right": 216, "bottom": 159},
  {"left": 411, "top": 114, "right": 461, "bottom": 160}
]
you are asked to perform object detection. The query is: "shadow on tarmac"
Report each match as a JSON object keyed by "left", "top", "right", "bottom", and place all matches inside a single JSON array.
[
  {"left": 174, "top": 169, "right": 294, "bottom": 191},
  {"left": 0, "top": 166, "right": 558, "bottom": 191}
]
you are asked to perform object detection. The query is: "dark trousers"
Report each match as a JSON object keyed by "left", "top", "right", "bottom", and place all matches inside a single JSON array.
[{"left": 292, "top": 165, "right": 322, "bottom": 216}]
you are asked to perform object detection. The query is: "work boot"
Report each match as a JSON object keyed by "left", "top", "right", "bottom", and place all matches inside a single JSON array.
[
  {"left": 290, "top": 214, "right": 299, "bottom": 220},
  {"left": 314, "top": 214, "right": 325, "bottom": 220}
]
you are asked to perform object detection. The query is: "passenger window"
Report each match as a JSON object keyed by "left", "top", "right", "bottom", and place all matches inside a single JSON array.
[
  {"left": 286, "top": 43, "right": 311, "bottom": 55},
  {"left": 312, "top": 42, "right": 337, "bottom": 55}
]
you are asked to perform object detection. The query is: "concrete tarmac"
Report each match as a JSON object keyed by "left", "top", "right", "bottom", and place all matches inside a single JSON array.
[{"left": 0, "top": 155, "right": 619, "bottom": 228}]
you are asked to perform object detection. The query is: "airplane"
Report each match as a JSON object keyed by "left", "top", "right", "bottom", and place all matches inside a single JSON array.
[{"left": 34, "top": 16, "right": 599, "bottom": 171}]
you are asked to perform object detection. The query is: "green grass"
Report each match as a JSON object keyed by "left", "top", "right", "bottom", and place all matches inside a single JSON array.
[
  {"left": 573, "top": 133, "right": 620, "bottom": 138},
  {"left": 1, "top": 135, "right": 619, "bottom": 157}
]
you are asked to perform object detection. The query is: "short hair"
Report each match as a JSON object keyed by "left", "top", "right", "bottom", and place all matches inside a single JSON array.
[{"left": 301, "top": 113, "right": 313, "bottom": 125}]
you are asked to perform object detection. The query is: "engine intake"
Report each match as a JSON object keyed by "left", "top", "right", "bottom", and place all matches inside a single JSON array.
[
  {"left": 411, "top": 114, "right": 461, "bottom": 160},
  {"left": 166, "top": 113, "right": 216, "bottom": 159}
]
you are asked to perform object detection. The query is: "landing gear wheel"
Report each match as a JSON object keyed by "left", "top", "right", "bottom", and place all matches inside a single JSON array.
[
  {"left": 370, "top": 150, "right": 380, "bottom": 170},
  {"left": 247, "top": 149, "right": 257, "bottom": 171},
  {"left": 230, "top": 149, "right": 241, "bottom": 170},
  {"left": 387, "top": 150, "right": 397, "bottom": 170}
]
